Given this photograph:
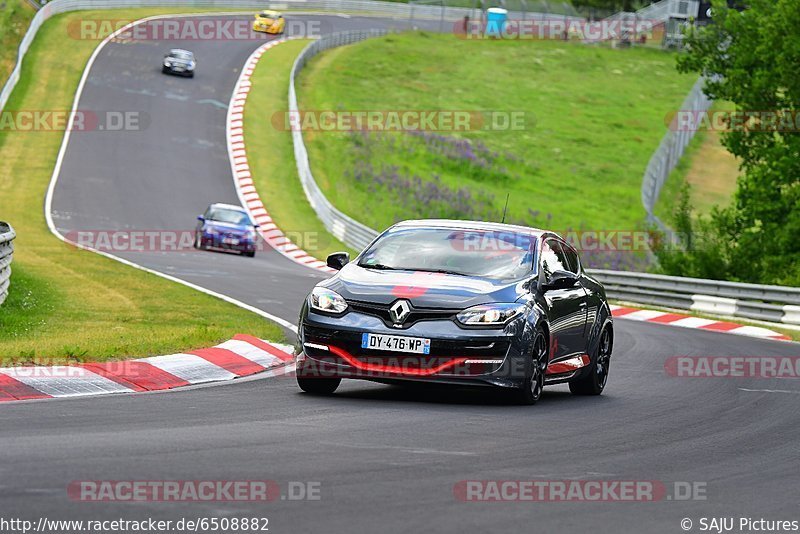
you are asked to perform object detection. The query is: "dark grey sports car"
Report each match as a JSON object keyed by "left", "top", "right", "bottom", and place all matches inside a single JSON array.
[
  {"left": 295, "top": 220, "right": 614, "bottom": 405},
  {"left": 162, "top": 49, "right": 196, "bottom": 77}
]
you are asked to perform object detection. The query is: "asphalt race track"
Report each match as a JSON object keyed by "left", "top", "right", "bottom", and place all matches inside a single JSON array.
[
  {"left": 4, "top": 13, "right": 799, "bottom": 534},
  {"left": 50, "top": 14, "right": 443, "bottom": 327}
]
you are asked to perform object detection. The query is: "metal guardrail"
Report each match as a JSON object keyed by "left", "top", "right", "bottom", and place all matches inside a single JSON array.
[
  {"left": 0, "top": 222, "right": 16, "bottom": 307},
  {"left": 640, "top": 76, "right": 712, "bottom": 231},
  {"left": 590, "top": 269, "right": 800, "bottom": 326},
  {"left": 289, "top": 31, "right": 386, "bottom": 252}
]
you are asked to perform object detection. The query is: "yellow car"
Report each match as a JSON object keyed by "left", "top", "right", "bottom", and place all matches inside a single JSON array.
[{"left": 253, "top": 11, "right": 285, "bottom": 34}]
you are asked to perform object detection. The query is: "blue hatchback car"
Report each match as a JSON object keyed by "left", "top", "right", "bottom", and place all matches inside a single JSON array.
[{"left": 194, "top": 203, "right": 258, "bottom": 257}]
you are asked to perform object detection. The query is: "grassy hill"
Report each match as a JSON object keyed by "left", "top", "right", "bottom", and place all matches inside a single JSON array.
[{"left": 296, "top": 32, "right": 698, "bottom": 268}]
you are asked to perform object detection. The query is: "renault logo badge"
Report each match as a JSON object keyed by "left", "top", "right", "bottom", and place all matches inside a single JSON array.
[{"left": 389, "top": 300, "right": 411, "bottom": 325}]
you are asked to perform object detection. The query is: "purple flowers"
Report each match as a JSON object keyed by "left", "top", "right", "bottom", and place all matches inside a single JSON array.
[{"left": 341, "top": 130, "right": 652, "bottom": 271}]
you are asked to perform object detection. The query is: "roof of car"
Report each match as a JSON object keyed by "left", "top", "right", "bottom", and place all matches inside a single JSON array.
[
  {"left": 258, "top": 10, "right": 281, "bottom": 16},
  {"left": 391, "top": 219, "right": 548, "bottom": 237},
  {"left": 209, "top": 203, "right": 246, "bottom": 212},
  {"left": 169, "top": 48, "right": 193, "bottom": 55}
]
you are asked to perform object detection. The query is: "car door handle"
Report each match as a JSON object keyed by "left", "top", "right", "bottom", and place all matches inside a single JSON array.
[{"left": 579, "top": 302, "right": 587, "bottom": 307}]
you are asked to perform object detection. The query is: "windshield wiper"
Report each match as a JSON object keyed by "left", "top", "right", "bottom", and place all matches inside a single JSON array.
[
  {"left": 359, "top": 263, "right": 398, "bottom": 270},
  {"left": 409, "top": 268, "right": 468, "bottom": 276}
]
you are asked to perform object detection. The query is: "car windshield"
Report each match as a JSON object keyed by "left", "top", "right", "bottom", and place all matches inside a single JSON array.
[
  {"left": 357, "top": 227, "right": 537, "bottom": 280},
  {"left": 171, "top": 51, "right": 193, "bottom": 60},
  {"left": 207, "top": 208, "right": 250, "bottom": 225}
]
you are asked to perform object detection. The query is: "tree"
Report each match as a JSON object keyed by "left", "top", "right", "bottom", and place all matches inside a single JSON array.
[{"left": 674, "top": 0, "right": 800, "bottom": 285}]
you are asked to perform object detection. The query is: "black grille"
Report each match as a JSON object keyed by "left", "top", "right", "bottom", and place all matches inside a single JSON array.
[{"left": 347, "top": 300, "right": 458, "bottom": 328}]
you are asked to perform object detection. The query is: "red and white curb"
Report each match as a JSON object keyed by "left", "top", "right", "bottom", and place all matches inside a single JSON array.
[
  {"left": 0, "top": 336, "right": 295, "bottom": 402},
  {"left": 226, "top": 38, "right": 334, "bottom": 274},
  {"left": 610, "top": 305, "right": 791, "bottom": 342}
]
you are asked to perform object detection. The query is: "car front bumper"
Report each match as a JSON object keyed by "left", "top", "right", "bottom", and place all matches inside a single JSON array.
[
  {"left": 163, "top": 65, "right": 194, "bottom": 76},
  {"left": 298, "top": 308, "right": 531, "bottom": 389},
  {"left": 200, "top": 233, "right": 255, "bottom": 253}
]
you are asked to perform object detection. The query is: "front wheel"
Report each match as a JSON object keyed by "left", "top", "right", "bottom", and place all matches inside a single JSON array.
[
  {"left": 569, "top": 326, "right": 612, "bottom": 396},
  {"left": 513, "top": 330, "right": 547, "bottom": 405},
  {"left": 194, "top": 231, "right": 204, "bottom": 250},
  {"left": 297, "top": 375, "right": 341, "bottom": 395}
]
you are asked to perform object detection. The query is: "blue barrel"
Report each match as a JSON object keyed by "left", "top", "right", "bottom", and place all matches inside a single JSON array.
[{"left": 485, "top": 7, "right": 508, "bottom": 37}]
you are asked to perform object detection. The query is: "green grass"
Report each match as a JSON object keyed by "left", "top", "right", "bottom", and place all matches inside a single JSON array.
[
  {"left": 244, "top": 38, "right": 357, "bottom": 260},
  {"left": 654, "top": 101, "right": 740, "bottom": 222},
  {"left": 296, "top": 32, "right": 698, "bottom": 237},
  {"left": 0, "top": 9, "right": 287, "bottom": 364},
  {"left": 0, "top": 0, "right": 35, "bottom": 85}
]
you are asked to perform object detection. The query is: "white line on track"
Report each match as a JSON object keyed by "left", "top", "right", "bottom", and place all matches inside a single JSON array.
[{"left": 739, "top": 388, "right": 800, "bottom": 395}]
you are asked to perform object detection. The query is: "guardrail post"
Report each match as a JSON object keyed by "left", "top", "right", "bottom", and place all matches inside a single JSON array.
[{"left": 0, "top": 222, "right": 16, "bottom": 306}]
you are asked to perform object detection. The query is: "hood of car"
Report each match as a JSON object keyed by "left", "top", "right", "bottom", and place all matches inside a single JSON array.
[{"left": 322, "top": 263, "right": 525, "bottom": 309}]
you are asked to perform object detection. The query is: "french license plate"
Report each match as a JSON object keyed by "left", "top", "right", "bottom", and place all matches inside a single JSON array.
[
  {"left": 362, "top": 333, "right": 431, "bottom": 354},
  {"left": 223, "top": 237, "right": 239, "bottom": 245}
]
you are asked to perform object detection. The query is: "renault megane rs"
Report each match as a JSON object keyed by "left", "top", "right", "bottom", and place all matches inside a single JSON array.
[{"left": 295, "top": 220, "right": 613, "bottom": 405}]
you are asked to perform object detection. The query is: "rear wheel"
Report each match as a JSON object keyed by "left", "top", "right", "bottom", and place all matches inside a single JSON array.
[
  {"left": 569, "top": 326, "right": 612, "bottom": 396},
  {"left": 513, "top": 330, "right": 547, "bottom": 405},
  {"left": 297, "top": 375, "right": 341, "bottom": 395}
]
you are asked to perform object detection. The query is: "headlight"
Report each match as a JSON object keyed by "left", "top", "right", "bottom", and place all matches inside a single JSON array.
[
  {"left": 187, "top": 61, "right": 196, "bottom": 70},
  {"left": 246, "top": 228, "right": 256, "bottom": 238},
  {"left": 309, "top": 287, "right": 348, "bottom": 314},
  {"left": 457, "top": 303, "right": 526, "bottom": 326},
  {"left": 205, "top": 226, "right": 219, "bottom": 235}
]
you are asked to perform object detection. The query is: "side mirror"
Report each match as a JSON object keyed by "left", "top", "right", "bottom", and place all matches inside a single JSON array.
[
  {"left": 326, "top": 251, "right": 350, "bottom": 270},
  {"left": 197, "top": 215, "right": 205, "bottom": 222},
  {"left": 542, "top": 270, "right": 579, "bottom": 291},
  {"left": 253, "top": 223, "right": 260, "bottom": 229}
]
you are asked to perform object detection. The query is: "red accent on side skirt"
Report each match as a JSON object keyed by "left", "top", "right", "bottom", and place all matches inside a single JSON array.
[{"left": 546, "top": 354, "right": 591, "bottom": 375}]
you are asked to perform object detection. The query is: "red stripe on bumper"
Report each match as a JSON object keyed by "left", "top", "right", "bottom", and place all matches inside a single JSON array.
[
  {"left": 190, "top": 347, "right": 266, "bottom": 377},
  {"left": 327, "top": 345, "right": 468, "bottom": 376},
  {"left": 0, "top": 375, "right": 52, "bottom": 401}
]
